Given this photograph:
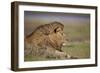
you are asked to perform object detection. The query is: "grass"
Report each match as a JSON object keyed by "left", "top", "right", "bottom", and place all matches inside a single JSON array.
[{"left": 62, "top": 41, "right": 90, "bottom": 59}]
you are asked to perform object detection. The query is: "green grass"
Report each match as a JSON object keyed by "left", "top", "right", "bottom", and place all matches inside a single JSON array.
[{"left": 62, "top": 41, "right": 90, "bottom": 59}]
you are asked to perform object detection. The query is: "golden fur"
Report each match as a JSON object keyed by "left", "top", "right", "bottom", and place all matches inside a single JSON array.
[{"left": 24, "top": 21, "right": 69, "bottom": 59}]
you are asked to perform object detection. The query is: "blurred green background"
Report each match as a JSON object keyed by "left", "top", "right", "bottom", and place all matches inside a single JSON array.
[{"left": 24, "top": 11, "right": 90, "bottom": 61}]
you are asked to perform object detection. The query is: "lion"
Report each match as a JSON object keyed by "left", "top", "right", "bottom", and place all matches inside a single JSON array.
[{"left": 24, "top": 21, "right": 72, "bottom": 59}]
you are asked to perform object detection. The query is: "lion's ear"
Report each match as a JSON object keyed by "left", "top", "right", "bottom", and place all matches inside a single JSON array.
[{"left": 54, "top": 27, "right": 61, "bottom": 33}]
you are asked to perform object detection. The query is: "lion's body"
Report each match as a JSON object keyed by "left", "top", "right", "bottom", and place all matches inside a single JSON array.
[{"left": 24, "top": 21, "right": 69, "bottom": 59}]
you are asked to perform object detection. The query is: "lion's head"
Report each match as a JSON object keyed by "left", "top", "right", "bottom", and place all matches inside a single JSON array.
[{"left": 26, "top": 22, "right": 66, "bottom": 49}]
